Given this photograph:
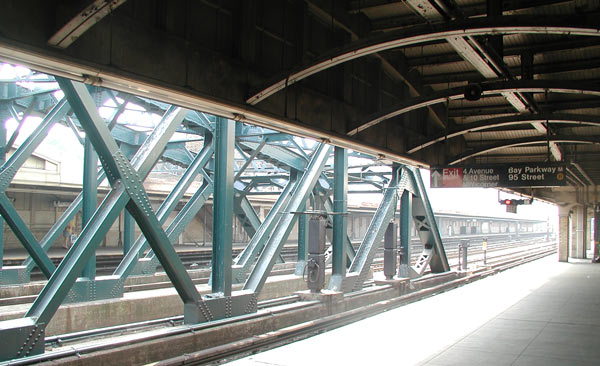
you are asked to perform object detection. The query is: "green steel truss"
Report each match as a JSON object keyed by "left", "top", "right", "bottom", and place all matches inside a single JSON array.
[{"left": 0, "top": 64, "right": 449, "bottom": 361}]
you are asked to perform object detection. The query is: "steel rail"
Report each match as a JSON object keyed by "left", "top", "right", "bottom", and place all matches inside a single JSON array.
[
  {"left": 1, "top": 235, "right": 549, "bottom": 306},
  {"left": 0, "top": 242, "right": 554, "bottom": 365},
  {"left": 151, "top": 247, "right": 557, "bottom": 365}
]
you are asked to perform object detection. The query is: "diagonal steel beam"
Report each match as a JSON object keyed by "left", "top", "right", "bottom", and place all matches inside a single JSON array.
[
  {"left": 234, "top": 194, "right": 262, "bottom": 237},
  {"left": 232, "top": 175, "right": 298, "bottom": 283},
  {"left": 0, "top": 98, "right": 69, "bottom": 191},
  {"left": 26, "top": 78, "right": 195, "bottom": 325},
  {"left": 0, "top": 98, "right": 69, "bottom": 276},
  {"left": 343, "top": 166, "right": 400, "bottom": 292},
  {"left": 22, "top": 95, "right": 126, "bottom": 272},
  {"left": 0, "top": 193, "right": 55, "bottom": 278},
  {"left": 243, "top": 144, "right": 332, "bottom": 293},
  {"left": 114, "top": 142, "right": 214, "bottom": 279},
  {"left": 163, "top": 180, "right": 214, "bottom": 245},
  {"left": 5, "top": 102, "right": 33, "bottom": 154},
  {"left": 234, "top": 138, "right": 267, "bottom": 180},
  {"left": 22, "top": 171, "right": 107, "bottom": 271},
  {"left": 237, "top": 140, "right": 307, "bottom": 171}
]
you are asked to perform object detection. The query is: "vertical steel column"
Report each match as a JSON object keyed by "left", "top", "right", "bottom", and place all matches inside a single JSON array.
[
  {"left": 329, "top": 146, "right": 347, "bottom": 291},
  {"left": 295, "top": 199, "right": 308, "bottom": 276},
  {"left": 211, "top": 117, "right": 235, "bottom": 296},
  {"left": 594, "top": 205, "right": 600, "bottom": 261},
  {"left": 123, "top": 211, "right": 134, "bottom": 255},
  {"left": 81, "top": 138, "right": 98, "bottom": 278},
  {"left": 0, "top": 107, "right": 5, "bottom": 269},
  {"left": 400, "top": 189, "right": 412, "bottom": 269},
  {"left": 558, "top": 206, "right": 570, "bottom": 262},
  {"left": 383, "top": 222, "right": 397, "bottom": 280}
]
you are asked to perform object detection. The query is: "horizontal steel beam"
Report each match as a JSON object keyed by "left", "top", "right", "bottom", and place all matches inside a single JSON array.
[
  {"left": 348, "top": 80, "right": 600, "bottom": 136},
  {"left": 247, "top": 16, "right": 600, "bottom": 105},
  {"left": 409, "top": 113, "right": 600, "bottom": 153}
]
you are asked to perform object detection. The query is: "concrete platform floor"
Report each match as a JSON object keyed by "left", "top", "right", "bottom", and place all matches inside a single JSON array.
[{"left": 228, "top": 255, "right": 600, "bottom": 366}]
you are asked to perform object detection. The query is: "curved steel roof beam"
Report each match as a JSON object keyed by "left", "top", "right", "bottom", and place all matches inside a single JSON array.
[
  {"left": 348, "top": 80, "right": 600, "bottom": 136},
  {"left": 408, "top": 113, "right": 600, "bottom": 154},
  {"left": 246, "top": 16, "right": 600, "bottom": 105},
  {"left": 449, "top": 135, "right": 600, "bottom": 165}
]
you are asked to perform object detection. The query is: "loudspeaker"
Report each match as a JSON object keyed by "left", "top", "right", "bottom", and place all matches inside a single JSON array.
[{"left": 464, "top": 84, "right": 482, "bottom": 101}]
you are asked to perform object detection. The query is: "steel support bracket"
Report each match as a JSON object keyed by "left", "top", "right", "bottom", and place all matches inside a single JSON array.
[
  {"left": 183, "top": 290, "right": 258, "bottom": 323},
  {"left": 0, "top": 318, "right": 45, "bottom": 361},
  {"left": 63, "top": 275, "right": 124, "bottom": 304},
  {"left": 0, "top": 266, "right": 30, "bottom": 286}
]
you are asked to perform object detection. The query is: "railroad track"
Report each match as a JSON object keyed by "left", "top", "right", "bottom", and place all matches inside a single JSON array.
[
  {"left": 0, "top": 239, "right": 556, "bottom": 366},
  {"left": 0, "top": 237, "right": 551, "bottom": 306},
  {"left": 10, "top": 233, "right": 549, "bottom": 280}
]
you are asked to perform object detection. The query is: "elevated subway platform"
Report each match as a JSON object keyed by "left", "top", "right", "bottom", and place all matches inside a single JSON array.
[{"left": 228, "top": 255, "right": 599, "bottom": 366}]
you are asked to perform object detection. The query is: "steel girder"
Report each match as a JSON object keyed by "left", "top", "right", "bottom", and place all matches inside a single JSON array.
[
  {"left": 0, "top": 78, "right": 203, "bottom": 361},
  {"left": 211, "top": 117, "right": 235, "bottom": 295},
  {"left": 21, "top": 171, "right": 107, "bottom": 272},
  {"left": 329, "top": 147, "right": 347, "bottom": 291},
  {"left": 123, "top": 210, "right": 134, "bottom": 254},
  {"left": 233, "top": 194, "right": 262, "bottom": 238},
  {"left": 0, "top": 99, "right": 70, "bottom": 278},
  {"left": 123, "top": 180, "right": 215, "bottom": 277},
  {"left": 19, "top": 93, "right": 128, "bottom": 276},
  {"left": 340, "top": 165, "right": 449, "bottom": 291},
  {"left": 81, "top": 138, "right": 98, "bottom": 279},
  {"left": 348, "top": 80, "right": 600, "bottom": 136},
  {"left": 237, "top": 139, "right": 307, "bottom": 171},
  {"left": 295, "top": 197, "right": 309, "bottom": 276},
  {"left": 232, "top": 175, "right": 298, "bottom": 283},
  {"left": 26, "top": 78, "right": 197, "bottom": 320},
  {"left": 240, "top": 136, "right": 357, "bottom": 269},
  {"left": 449, "top": 135, "right": 600, "bottom": 165},
  {"left": 409, "top": 113, "right": 600, "bottom": 154},
  {"left": 408, "top": 167, "right": 450, "bottom": 276},
  {"left": 342, "top": 165, "right": 400, "bottom": 293},
  {"left": 321, "top": 196, "right": 357, "bottom": 266},
  {"left": 114, "top": 142, "right": 214, "bottom": 279},
  {"left": 398, "top": 189, "right": 413, "bottom": 277},
  {"left": 243, "top": 144, "right": 332, "bottom": 293},
  {"left": 48, "top": 0, "right": 128, "bottom": 49},
  {"left": 247, "top": 16, "right": 600, "bottom": 105}
]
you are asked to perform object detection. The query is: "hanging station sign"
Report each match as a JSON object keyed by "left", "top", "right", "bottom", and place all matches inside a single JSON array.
[{"left": 430, "top": 163, "right": 567, "bottom": 188}]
